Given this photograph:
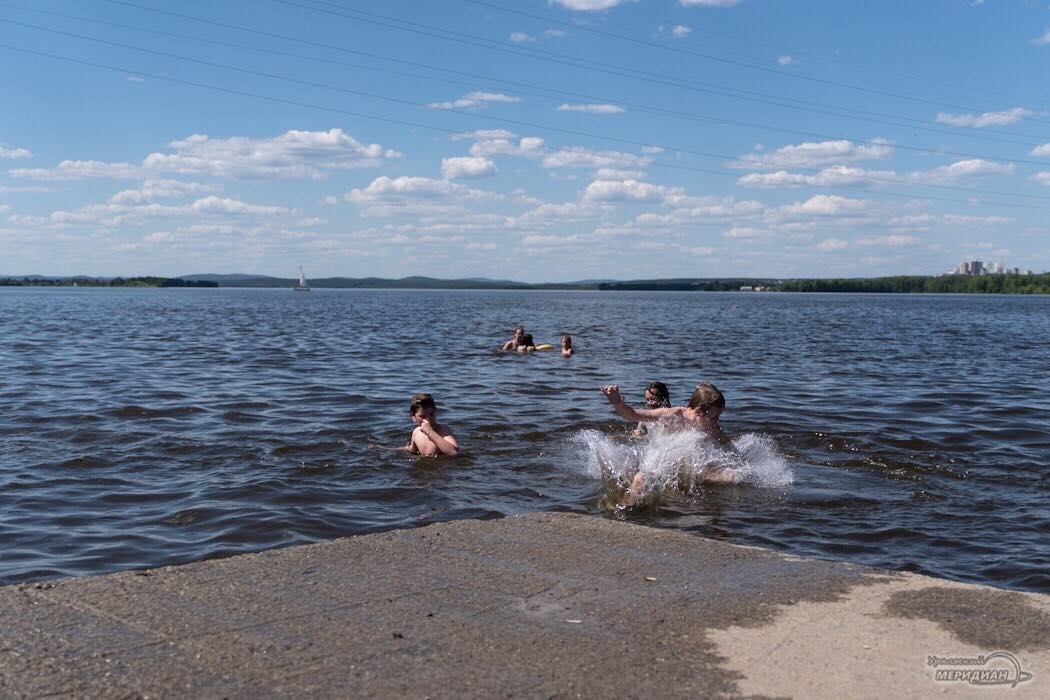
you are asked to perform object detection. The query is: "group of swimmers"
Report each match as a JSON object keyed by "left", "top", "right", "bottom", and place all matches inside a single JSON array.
[
  {"left": 376, "top": 325, "right": 742, "bottom": 501},
  {"left": 501, "top": 325, "right": 574, "bottom": 357}
]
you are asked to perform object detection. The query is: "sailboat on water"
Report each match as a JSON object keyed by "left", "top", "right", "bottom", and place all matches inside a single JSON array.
[{"left": 294, "top": 266, "right": 310, "bottom": 292}]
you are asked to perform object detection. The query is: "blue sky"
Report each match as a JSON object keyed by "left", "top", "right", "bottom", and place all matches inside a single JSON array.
[{"left": 2, "top": 0, "right": 1049, "bottom": 280}]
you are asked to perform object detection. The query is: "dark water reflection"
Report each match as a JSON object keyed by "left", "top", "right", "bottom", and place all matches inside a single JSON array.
[{"left": 1, "top": 288, "right": 1048, "bottom": 593}]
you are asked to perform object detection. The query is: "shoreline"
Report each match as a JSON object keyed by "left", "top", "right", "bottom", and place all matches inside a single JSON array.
[{"left": 2, "top": 512, "right": 1047, "bottom": 697}]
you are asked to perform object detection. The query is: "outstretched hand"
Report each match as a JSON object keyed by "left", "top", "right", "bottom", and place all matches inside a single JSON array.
[{"left": 601, "top": 385, "right": 622, "bottom": 403}]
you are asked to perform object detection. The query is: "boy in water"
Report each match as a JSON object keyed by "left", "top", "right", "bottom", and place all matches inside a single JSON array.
[
  {"left": 404, "top": 393, "right": 459, "bottom": 456},
  {"left": 601, "top": 382, "right": 739, "bottom": 502}
]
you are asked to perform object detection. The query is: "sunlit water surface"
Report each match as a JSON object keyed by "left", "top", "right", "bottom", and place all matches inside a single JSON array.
[{"left": 1, "top": 288, "right": 1047, "bottom": 592}]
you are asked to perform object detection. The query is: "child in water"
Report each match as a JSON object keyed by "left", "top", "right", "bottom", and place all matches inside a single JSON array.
[
  {"left": 602, "top": 382, "right": 740, "bottom": 502},
  {"left": 372, "top": 393, "right": 459, "bottom": 457},
  {"left": 518, "top": 334, "right": 537, "bottom": 353},
  {"left": 502, "top": 326, "right": 526, "bottom": 351},
  {"left": 560, "top": 335, "right": 574, "bottom": 357},
  {"left": 632, "top": 381, "right": 670, "bottom": 437},
  {"left": 407, "top": 393, "right": 458, "bottom": 456}
]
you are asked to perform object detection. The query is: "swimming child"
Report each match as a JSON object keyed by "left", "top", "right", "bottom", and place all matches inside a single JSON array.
[
  {"left": 518, "top": 333, "right": 537, "bottom": 353},
  {"left": 502, "top": 326, "right": 526, "bottom": 351},
  {"left": 632, "top": 381, "right": 670, "bottom": 437},
  {"left": 406, "top": 393, "right": 458, "bottom": 456},
  {"left": 560, "top": 335, "right": 574, "bottom": 357},
  {"left": 372, "top": 393, "right": 459, "bottom": 457},
  {"left": 601, "top": 382, "right": 740, "bottom": 500}
]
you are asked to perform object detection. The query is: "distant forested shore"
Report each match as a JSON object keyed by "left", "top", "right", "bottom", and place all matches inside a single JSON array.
[
  {"left": 778, "top": 274, "right": 1050, "bottom": 294},
  {"left": 2, "top": 274, "right": 1047, "bottom": 293},
  {"left": 0, "top": 277, "right": 217, "bottom": 287}
]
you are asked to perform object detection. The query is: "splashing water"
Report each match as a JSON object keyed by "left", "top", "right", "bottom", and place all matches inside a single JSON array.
[{"left": 570, "top": 423, "right": 793, "bottom": 501}]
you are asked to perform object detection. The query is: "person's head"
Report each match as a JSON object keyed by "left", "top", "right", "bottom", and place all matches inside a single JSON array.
[
  {"left": 687, "top": 383, "right": 725, "bottom": 418},
  {"left": 644, "top": 381, "right": 670, "bottom": 408},
  {"left": 409, "top": 393, "right": 437, "bottom": 424},
  {"left": 561, "top": 335, "right": 572, "bottom": 348},
  {"left": 522, "top": 333, "right": 534, "bottom": 346},
  {"left": 512, "top": 325, "right": 525, "bottom": 340}
]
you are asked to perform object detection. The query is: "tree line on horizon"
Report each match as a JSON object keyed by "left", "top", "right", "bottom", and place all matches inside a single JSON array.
[
  {"left": 0, "top": 277, "right": 217, "bottom": 288},
  {"left": 779, "top": 274, "right": 1050, "bottom": 294}
]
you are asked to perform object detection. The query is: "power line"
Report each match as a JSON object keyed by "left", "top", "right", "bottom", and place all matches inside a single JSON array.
[
  {"left": 1, "top": 2, "right": 1041, "bottom": 152},
  {"left": 303, "top": 0, "right": 1050, "bottom": 127},
  {"left": 100, "top": 0, "right": 1048, "bottom": 145},
  {"left": 2, "top": 41, "right": 1048, "bottom": 212},
  {"left": 465, "top": 0, "right": 1048, "bottom": 117},
  {"left": 7, "top": 14, "right": 1049, "bottom": 175}
]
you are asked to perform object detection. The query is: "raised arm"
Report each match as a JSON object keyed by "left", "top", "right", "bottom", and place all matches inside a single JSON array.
[
  {"left": 419, "top": 420, "right": 459, "bottom": 456},
  {"left": 601, "top": 385, "right": 679, "bottom": 423}
]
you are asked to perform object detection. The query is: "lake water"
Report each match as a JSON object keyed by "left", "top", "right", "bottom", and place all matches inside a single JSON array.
[{"left": 1, "top": 288, "right": 1048, "bottom": 593}]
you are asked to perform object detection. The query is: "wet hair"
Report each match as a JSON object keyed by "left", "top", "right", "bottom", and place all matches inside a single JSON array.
[
  {"left": 687, "top": 383, "right": 725, "bottom": 413},
  {"left": 521, "top": 333, "right": 535, "bottom": 346},
  {"left": 513, "top": 325, "right": 524, "bottom": 335},
  {"left": 561, "top": 335, "right": 572, "bottom": 347},
  {"left": 409, "top": 393, "right": 436, "bottom": 415},
  {"left": 645, "top": 381, "right": 670, "bottom": 407}
]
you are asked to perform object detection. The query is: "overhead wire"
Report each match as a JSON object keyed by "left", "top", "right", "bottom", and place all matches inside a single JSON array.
[
  {"left": 4, "top": 13, "right": 1049, "bottom": 179},
  {"left": 99, "top": 0, "right": 1049, "bottom": 145},
  {"left": 0, "top": 2, "right": 1042, "bottom": 152},
  {"left": 2, "top": 39, "right": 1049, "bottom": 212},
  {"left": 461, "top": 0, "right": 1050, "bottom": 124}
]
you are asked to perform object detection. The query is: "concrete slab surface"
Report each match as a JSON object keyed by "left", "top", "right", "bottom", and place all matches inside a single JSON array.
[{"left": 1, "top": 512, "right": 1047, "bottom": 698}]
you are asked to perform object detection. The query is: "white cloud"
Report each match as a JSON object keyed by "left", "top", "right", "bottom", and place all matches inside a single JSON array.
[
  {"left": 593, "top": 168, "right": 646, "bottom": 180},
  {"left": 345, "top": 175, "right": 500, "bottom": 217},
  {"left": 777, "top": 55, "right": 795, "bottom": 66},
  {"left": 738, "top": 165, "right": 896, "bottom": 189},
  {"left": 1034, "top": 172, "right": 1050, "bottom": 186},
  {"left": 556, "top": 103, "right": 625, "bottom": 114},
  {"left": 641, "top": 146, "right": 666, "bottom": 154},
  {"left": 542, "top": 147, "right": 650, "bottom": 169},
  {"left": 582, "top": 179, "right": 682, "bottom": 202},
  {"left": 671, "top": 25, "right": 692, "bottom": 38},
  {"left": 142, "top": 129, "right": 397, "bottom": 180},
  {"left": 108, "top": 179, "right": 212, "bottom": 204},
  {"left": 733, "top": 140, "right": 892, "bottom": 169},
  {"left": 452, "top": 129, "right": 516, "bottom": 141},
  {"left": 522, "top": 234, "right": 586, "bottom": 246},
  {"left": 0, "top": 146, "right": 32, "bottom": 160},
  {"left": 471, "top": 136, "right": 547, "bottom": 159},
  {"left": 815, "top": 238, "right": 848, "bottom": 251},
  {"left": 1031, "top": 144, "right": 1050, "bottom": 157},
  {"left": 510, "top": 32, "right": 536, "bottom": 43},
  {"left": 856, "top": 235, "right": 922, "bottom": 247},
  {"left": 935, "top": 107, "right": 1031, "bottom": 128},
  {"left": 11, "top": 160, "right": 140, "bottom": 181},
  {"left": 544, "top": 29, "right": 568, "bottom": 38},
  {"left": 10, "top": 129, "right": 397, "bottom": 182},
  {"left": 783, "top": 195, "right": 872, "bottom": 217},
  {"left": 426, "top": 91, "right": 520, "bottom": 110},
  {"left": 441, "top": 156, "right": 498, "bottom": 179},
  {"left": 679, "top": 0, "right": 740, "bottom": 6},
  {"left": 1033, "top": 29, "right": 1050, "bottom": 45},
  {"left": 551, "top": 0, "right": 630, "bottom": 10},
  {"left": 909, "top": 159, "right": 1013, "bottom": 184}
]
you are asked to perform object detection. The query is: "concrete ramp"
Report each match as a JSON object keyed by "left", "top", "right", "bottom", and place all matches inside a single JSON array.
[{"left": 1, "top": 512, "right": 1047, "bottom": 698}]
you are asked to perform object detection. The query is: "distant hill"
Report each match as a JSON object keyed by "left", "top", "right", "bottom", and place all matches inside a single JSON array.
[{"left": 176, "top": 274, "right": 779, "bottom": 291}]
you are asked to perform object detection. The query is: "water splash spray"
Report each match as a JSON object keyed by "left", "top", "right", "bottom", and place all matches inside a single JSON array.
[{"left": 570, "top": 423, "right": 793, "bottom": 498}]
